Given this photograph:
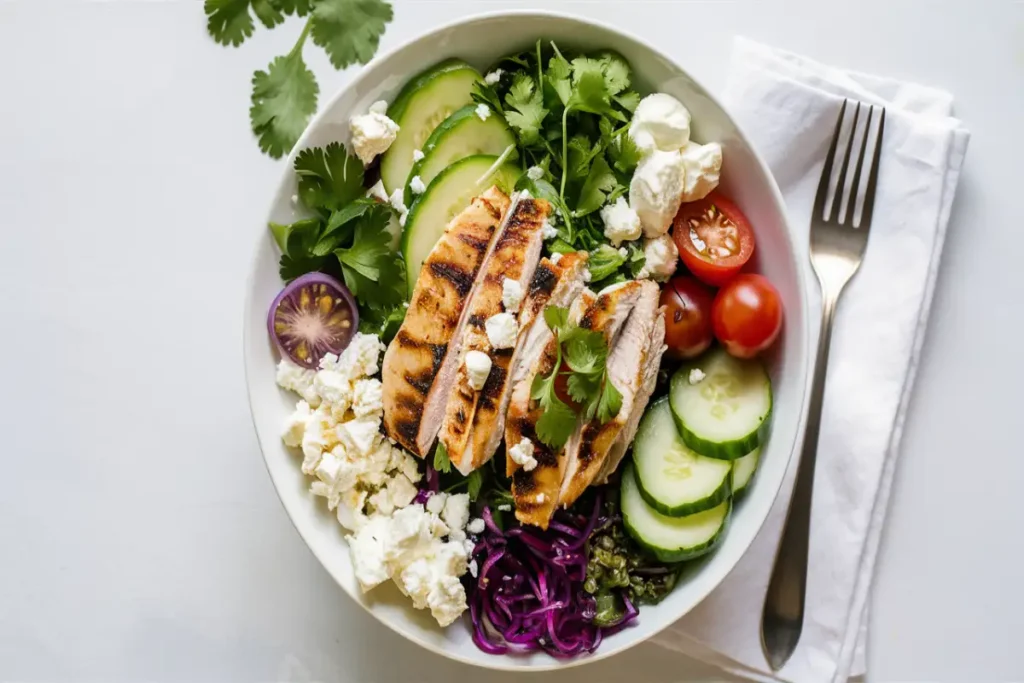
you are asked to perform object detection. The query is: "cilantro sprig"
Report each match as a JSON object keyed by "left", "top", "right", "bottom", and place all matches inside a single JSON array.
[
  {"left": 271, "top": 143, "right": 407, "bottom": 340},
  {"left": 204, "top": 0, "right": 393, "bottom": 158},
  {"left": 530, "top": 305, "right": 623, "bottom": 449}
]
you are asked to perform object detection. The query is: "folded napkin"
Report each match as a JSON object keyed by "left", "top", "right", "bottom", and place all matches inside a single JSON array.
[{"left": 651, "top": 38, "right": 970, "bottom": 683}]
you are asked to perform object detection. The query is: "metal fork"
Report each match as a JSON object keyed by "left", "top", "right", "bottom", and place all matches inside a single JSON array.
[{"left": 761, "top": 101, "right": 886, "bottom": 671}]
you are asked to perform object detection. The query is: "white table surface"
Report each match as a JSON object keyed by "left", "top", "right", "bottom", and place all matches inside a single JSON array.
[{"left": 1, "top": 1, "right": 1021, "bottom": 681}]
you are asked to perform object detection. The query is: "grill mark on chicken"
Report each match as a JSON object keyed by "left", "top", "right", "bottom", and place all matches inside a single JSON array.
[
  {"left": 428, "top": 261, "right": 475, "bottom": 298},
  {"left": 528, "top": 264, "right": 557, "bottom": 297},
  {"left": 404, "top": 371, "right": 433, "bottom": 397},
  {"left": 477, "top": 196, "right": 504, "bottom": 220},
  {"left": 395, "top": 419, "right": 419, "bottom": 444},
  {"left": 467, "top": 314, "right": 486, "bottom": 329}
]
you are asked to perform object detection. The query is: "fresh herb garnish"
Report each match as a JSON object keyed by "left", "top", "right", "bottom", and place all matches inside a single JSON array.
[
  {"left": 433, "top": 441, "right": 451, "bottom": 474},
  {"left": 204, "top": 0, "right": 393, "bottom": 158},
  {"left": 530, "top": 304, "right": 622, "bottom": 449}
]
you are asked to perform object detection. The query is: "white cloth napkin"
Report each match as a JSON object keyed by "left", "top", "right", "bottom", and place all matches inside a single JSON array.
[{"left": 651, "top": 38, "right": 970, "bottom": 683}]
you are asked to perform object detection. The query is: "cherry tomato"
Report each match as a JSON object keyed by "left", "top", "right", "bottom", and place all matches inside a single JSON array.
[
  {"left": 554, "top": 360, "right": 581, "bottom": 408},
  {"left": 711, "top": 274, "right": 783, "bottom": 358},
  {"left": 660, "top": 275, "right": 715, "bottom": 359},
  {"left": 673, "top": 192, "right": 755, "bottom": 287}
]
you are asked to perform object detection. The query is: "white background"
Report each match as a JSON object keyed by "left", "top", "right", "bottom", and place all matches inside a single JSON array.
[{"left": 1, "top": 1, "right": 1021, "bottom": 681}]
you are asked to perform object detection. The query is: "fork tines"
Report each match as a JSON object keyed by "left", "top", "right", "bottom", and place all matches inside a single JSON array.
[{"left": 814, "top": 100, "right": 886, "bottom": 230}]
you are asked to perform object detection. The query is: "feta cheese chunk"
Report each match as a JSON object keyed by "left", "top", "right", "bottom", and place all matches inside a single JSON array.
[
  {"left": 549, "top": 252, "right": 563, "bottom": 265},
  {"left": 351, "top": 378, "right": 383, "bottom": 417},
  {"left": 388, "top": 188, "right": 407, "bottom": 215},
  {"left": 628, "top": 93, "right": 691, "bottom": 154},
  {"left": 475, "top": 103, "right": 491, "bottom": 121},
  {"left": 366, "top": 179, "right": 389, "bottom": 203},
  {"left": 466, "top": 518, "right": 485, "bottom": 535},
  {"left": 541, "top": 217, "right": 558, "bottom": 240},
  {"left": 425, "top": 492, "right": 447, "bottom": 515},
  {"left": 350, "top": 515, "right": 391, "bottom": 591},
  {"left": 679, "top": 141, "right": 723, "bottom": 203},
  {"left": 630, "top": 149, "right": 686, "bottom": 237},
  {"left": 349, "top": 101, "right": 400, "bottom": 166},
  {"left": 484, "top": 69, "right": 503, "bottom": 85},
  {"left": 637, "top": 234, "right": 679, "bottom": 282},
  {"left": 442, "top": 494, "right": 471, "bottom": 535},
  {"left": 688, "top": 368, "right": 707, "bottom": 385},
  {"left": 276, "top": 358, "right": 320, "bottom": 407},
  {"left": 526, "top": 165, "right": 544, "bottom": 180},
  {"left": 412, "top": 148, "right": 425, "bottom": 162},
  {"left": 332, "top": 332, "right": 386, "bottom": 378},
  {"left": 509, "top": 437, "right": 538, "bottom": 472},
  {"left": 313, "top": 369, "right": 351, "bottom": 413},
  {"left": 337, "top": 414, "right": 381, "bottom": 456},
  {"left": 409, "top": 175, "right": 426, "bottom": 195},
  {"left": 282, "top": 400, "right": 312, "bottom": 448},
  {"left": 485, "top": 312, "right": 518, "bottom": 349},
  {"left": 502, "top": 278, "right": 524, "bottom": 313},
  {"left": 600, "top": 197, "right": 643, "bottom": 245},
  {"left": 464, "top": 350, "right": 492, "bottom": 391}
]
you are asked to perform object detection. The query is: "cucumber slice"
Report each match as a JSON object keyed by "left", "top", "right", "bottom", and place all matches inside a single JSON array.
[
  {"left": 380, "top": 60, "right": 481, "bottom": 194},
  {"left": 401, "top": 155, "right": 520, "bottom": 288},
  {"left": 621, "top": 463, "right": 730, "bottom": 563},
  {"left": 669, "top": 349, "right": 773, "bottom": 460},
  {"left": 634, "top": 397, "right": 732, "bottom": 516},
  {"left": 731, "top": 448, "right": 760, "bottom": 496},
  {"left": 403, "top": 105, "right": 516, "bottom": 206}
]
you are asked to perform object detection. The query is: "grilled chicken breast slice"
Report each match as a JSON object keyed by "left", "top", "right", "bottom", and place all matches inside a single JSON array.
[
  {"left": 381, "top": 187, "right": 511, "bottom": 456},
  {"left": 439, "top": 197, "right": 550, "bottom": 472},
  {"left": 595, "top": 307, "right": 666, "bottom": 483},
  {"left": 558, "top": 280, "right": 661, "bottom": 508},
  {"left": 505, "top": 291, "right": 595, "bottom": 529}
]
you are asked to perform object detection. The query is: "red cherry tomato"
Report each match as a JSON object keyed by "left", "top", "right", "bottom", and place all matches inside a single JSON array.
[
  {"left": 673, "top": 192, "right": 755, "bottom": 287},
  {"left": 660, "top": 275, "right": 715, "bottom": 359},
  {"left": 711, "top": 274, "right": 783, "bottom": 358}
]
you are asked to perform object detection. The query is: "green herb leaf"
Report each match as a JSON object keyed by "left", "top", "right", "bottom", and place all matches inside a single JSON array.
[
  {"left": 588, "top": 243, "right": 627, "bottom": 282},
  {"left": 535, "top": 398, "right": 577, "bottom": 449},
  {"left": 546, "top": 52, "right": 572, "bottom": 106},
  {"left": 608, "top": 133, "right": 642, "bottom": 175},
  {"left": 563, "top": 328, "right": 607, "bottom": 374},
  {"left": 293, "top": 142, "right": 364, "bottom": 214},
  {"left": 433, "top": 441, "right": 451, "bottom": 474},
  {"left": 568, "top": 58, "right": 613, "bottom": 116},
  {"left": 251, "top": 0, "right": 285, "bottom": 28},
  {"left": 273, "top": 0, "right": 312, "bottom": 15},
  {"left": 250, "top": 51, "right": 319, "bottom": 159},
  {"left": 576, "top": 153, "right": 620, "bottom": 217},
  {"left": 615, "top": 91, "right": 641, "bottom": 113},
  {"left": 312, "top": 197, "right": 378, "bottom": 255},
  {"left": 596, "top": 377, "right": 623, "bottom": 424},
  {"left": 204, "top": 0, "right": 257, "bottom": 46},
  {"left": 310, "top": 0, "right": 393, "bottom": 69},
  {"left": 596, "top": 51, "right": 631, "bottom": 95},
  {"left": 334, "top": 205, "right": 394, "bottom": 282},
  {"left": 467, "top": 470, "right": 483, "bottom": 501},
  {"left": 543, "top": 305, "right": 570, "bottom": 333},
  {"left": 504, "top": 73, "right": 548, "bottom": 146}
]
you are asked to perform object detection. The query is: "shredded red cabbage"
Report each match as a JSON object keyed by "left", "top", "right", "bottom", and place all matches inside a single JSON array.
[{"left": 466, "top": 494, "right": 638, "bottom": 657}]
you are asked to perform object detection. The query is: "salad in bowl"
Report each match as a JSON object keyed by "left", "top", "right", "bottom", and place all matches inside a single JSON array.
[{"left": 245, "top": 11, "right": 808, "bottom": 669}]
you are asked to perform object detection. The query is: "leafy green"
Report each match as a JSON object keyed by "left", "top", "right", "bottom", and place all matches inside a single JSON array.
[
  {"left": 608, "top": 132, "right": 642, "bottom": 175},
  {"left": 250, "top": 48, "right": 319, "bottom": 159},
  {"left": 576, "top": 154, "right": 622, "bottom": 217},
  {"left": 334, "top": 205, "right": 407, "bottom": 328},
  {"left": 504, "top": 74, "right": 548, "bottom": 146},
  {"left": 433, "top": 442, "right": 451, "bottom": 474},
  {"left": 466, "top": 470, "right": 483, "bottom": 501},
  {"left": 310, "top": 0, "right": 393, "bottom": 69},
  {"left": 204, "top": 0, "right": 259, "bottom": 46},
  {"left": 293, "top": 142, "right": 365, "bottom": 214},
  {"left": 588, "top": 244, "right": 627, "bottom": 282}
]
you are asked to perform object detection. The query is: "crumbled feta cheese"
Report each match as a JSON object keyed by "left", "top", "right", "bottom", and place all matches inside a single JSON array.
[
  {"left": 426, "top": 492, "right": 447, "bottom": 515},
  {"left": 484, "top": 69, "right": 503, "bottom": 85},
  {"left": 399, "top": 213, "right": 407, "bottom": 227},
  {"left": 282, "top": 400, "right": 312, "bottom": 448},
  {"left": 526, "top": 165, "right": 544, "bottom": 180},
  {"left": 314, "top": 450, "right": 344, "bottom": 487},
  {"left": 368, "top": 100, "right": 388, "bottom": 115},
  {"left": 541, "top": 217, "right": 558, "bottom": 240},
  {"left": 336, "top": 488, "right": 368, "bottom": 531},
  {"left": 276, "top": 358, "right": 320, "bottom": 407},
  {"left": 442, "top": 494, "right": 471, "bottom": 535},
  {"left": 630, "top": 149, "right": 686, "bottom": 238},
  {"left": 619, "top": 247, "right": 628, "bottom": 258},
  {"left": 336, "top": 414, "right": 381, "bottom": 456},
  {"left": 549, "top": 252, "right": 563, "bottom": 265},
  {"left": 469, "top": 559, "right": 479, "bottom": 578},
  {"left": 349, "top": 102, "right": 400, "bottom": 166},
  {"left": 291, "top": 194, "right": 299, "bottom": 206},
  {"left": 583, "top": 268, "right": 592, "bottom": 283},
  {"left": 397, "top": 450, "right": 422, "bottom": 484},
  {"left": 352, "top": 378, "right": 383, "bottom": 417},
  {"left": 388, "top": 473, "right": 419, "bottom": 509},
  {"left": 485, "top": 312, "right": 518, "bottom": 349},
  {"left": 509, "top": 438, "right": 538, "bottom": 472},
  {"left": 466, "top": 518, "right": 485, "bottom": 535},
  {"left": 332, "top": 332, "right": 386, "bottom": 378},
  {"left": 637, "top": 234, "right": 679, "bottom": 282},
  {"left": 369, "top": 487, "right": 395, "bottom": 516},
  {"left": 600, "top": 196, "right": 643, "bottom": 245},
  {"left": 688, "top": 368, "right": 707, "bottom": 385},
  {"left": 388, "top": 188, "right": 407, "bottom": 215},
  {"left": 628, "top": 93, "right": 691, "bottom": 154},
  {"left": 412, "top": 148, "right": 425, "bottom": 162},
  {"left": 313, "top": 369, "right": 351, "bottom": 413},
  {"left": 464, "top": 350, "right": 492, "bottom": 391},
  {"left": 678, "top": 141, "right": 723, "bottom": 203},
  {"left": 519, "top": 189, "right": 532, "bottom": 199},
  {"left": 475, "top": 104, "right": 491, "bottom": 121},
  {"left": 409, "top": 175, "right": 426, "bottom": 195},
  {"left": 502, "top": 278, "right": 524, "bottom": 313},
  {"left": 497, "top": 504, "right": 512, "bottom": 512},
  {"left": 350, "top": 515, "right": 390, "bottom": 591},
  {"left": 366, "top": 179, "right": 389, "bottom": 203}
]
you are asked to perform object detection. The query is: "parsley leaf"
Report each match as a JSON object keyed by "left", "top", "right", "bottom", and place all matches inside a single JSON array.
[
  {"left": 576, "top": 153, "right": 619, "bottom": 217},
  {"left": 310, "top": 0, "right": 393, "bottom": 70},
  {"left": 568, "top": 58, "right": 613, "bottom": 116},
  {"left": 433, "top": 442, "right": 451, "bottom": 474},
  {"left": 312, "top": 197, "right": 377, "bottom": 255},
  {"left": 293, "top": 142, "right": 364, "bottom": 214},
  {"left": 504, "top": 73, "right": 548, "bottom": 146},
  {"left": 250, "top": 50, "right": 319, "bottom": 159}
]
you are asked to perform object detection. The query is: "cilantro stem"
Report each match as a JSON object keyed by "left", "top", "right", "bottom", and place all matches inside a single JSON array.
[
  {"left": 559, "top": 105, "right": 571, "bottom": 199},
  {"left": 289, "top": 17, "right": 313, "bottom": 58}
]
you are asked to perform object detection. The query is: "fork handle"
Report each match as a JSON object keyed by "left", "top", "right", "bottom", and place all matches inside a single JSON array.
[{"left": 760, "top": 287, "right": 840, "bottom": 671}]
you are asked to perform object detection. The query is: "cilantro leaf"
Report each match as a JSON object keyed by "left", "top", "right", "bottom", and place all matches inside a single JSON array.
[
  {"left": 566, "top": 371, "right": 601, "bottom": 405},
  {"left": 312, "top": 197, "right": 378, "bottom": 255},
  {"left": 596, "top": 51, "right": 631, "bottom": 95},
  {"left": 467, "top": 470, "right": 483, "bottom": 501},
  {"left": 568, "top": 58, "right": 613, "bottom": 116},
  {"left": 293, "top": 142, "right": 364, "bottom": 214},
  {"left": 543, "top": 305, "right": 570, "bottom": 334},
  {"left": 250, "top": 51, "right": 319, "bottom": 159},
  {"left": 359, "top": 302, "right": 405, "bottom": 343},
  {"left": 608, "top": 133, "right": 642, "bottom": 175},
  {"left": 587, "top": 244, "right": 627, "bottom": 282},
  {"left": 615, "top": 91, "right": 641, "bottom": 113},
  {"left": 274, "top": 0, "right": 312, "bottom": 15},
  {"left": 504, "top": 74, "right": 548, "bottom": 146},
  {"left": 205, "top": 0, "right": 257, "bottom": 46},
  {"left": 563, "top": 328, "right": 608, "bottom": 374},
  {"left": 251, "top": 0, "right": 285, "bottom": 28},
  {"left": 576, "top": 153, "right": 619, "bottom": 217},
  {"left": 596, "top": 377, "right": 623, "bottom": 424},
  {"left": 310, "top": 0, "right": 393, "bottom": 69},
  {"left": 567, "top": 134, "right": 600, "bottom": 183},
  {"left": 546, "top": 52, "right": 572, "bottom": 106},
  {"left": 433, "top": 442, "right": 451, "bottom": 474},
  {"left": 535, "top": 398, "right": 577, "bottom": 449},
  {"left": 334, "top": 205, "right": 393, "bottom": 283}
]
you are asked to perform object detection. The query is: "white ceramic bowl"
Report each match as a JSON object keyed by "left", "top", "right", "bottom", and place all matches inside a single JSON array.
[{"left": 244, "top": 10, "right": 809, "bottom": 671}]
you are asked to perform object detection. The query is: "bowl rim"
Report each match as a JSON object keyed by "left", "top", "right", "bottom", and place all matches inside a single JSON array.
[{"left": 243, "top": 7, "right": 811, "bottom": 672}]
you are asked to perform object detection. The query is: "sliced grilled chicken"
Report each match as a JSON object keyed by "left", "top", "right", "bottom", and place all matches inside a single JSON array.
[
  {"left": 559, "top": 280, "right": 661, "bottom": 508},
  {"left": 595, "top": 306, "right": 666, "bottom": 483},
  {"left": 381, "top": 187, "right": 511, "bottom": 456},
  {"left": 506, "top": 290, "right": 595, "bottom": 529},
  {"left": 439, "top": 197, "right": 550, "bottom": 472}
]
